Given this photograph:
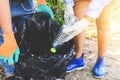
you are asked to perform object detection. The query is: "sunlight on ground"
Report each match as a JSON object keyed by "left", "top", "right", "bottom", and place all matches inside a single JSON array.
[
  {"left": 104, "top": 17, "right": 120, "bottom": 56},
  {"left": 111, "top": 17, "right": 120, "bottom": 33},
  {"left": 107, "top": 50, "right": 120, "bottom": 55}
]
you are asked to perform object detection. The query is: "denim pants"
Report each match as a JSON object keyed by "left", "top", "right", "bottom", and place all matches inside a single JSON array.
[{"left": 0, "top": 0, "right": 35, "bottom": 76}]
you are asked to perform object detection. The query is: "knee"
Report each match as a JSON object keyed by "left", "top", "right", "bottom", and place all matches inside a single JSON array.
[{"left": 74, "top": 0, "right": 90, "bottom": 19}]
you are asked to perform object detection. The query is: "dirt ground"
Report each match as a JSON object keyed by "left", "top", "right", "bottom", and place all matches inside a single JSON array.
[{"left": 65, "top": 19, "right": 120, "bottom": 80}]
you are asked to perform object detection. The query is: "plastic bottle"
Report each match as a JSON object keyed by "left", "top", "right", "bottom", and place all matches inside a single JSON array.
[{"left": 50, "top": 16, "right": 78, "bottom": 53}]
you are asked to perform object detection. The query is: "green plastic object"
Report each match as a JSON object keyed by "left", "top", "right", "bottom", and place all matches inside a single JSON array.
[
  {"left": 36, "top": 4, "right": 54, "bottom": 20},
  {"left": 50, "top": 48, "right": 56, "bottom": 53}
]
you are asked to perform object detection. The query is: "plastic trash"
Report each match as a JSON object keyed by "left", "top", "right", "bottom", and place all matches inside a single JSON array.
[{"left": 14, "top": 12, "right": 74, "bottom": 80}]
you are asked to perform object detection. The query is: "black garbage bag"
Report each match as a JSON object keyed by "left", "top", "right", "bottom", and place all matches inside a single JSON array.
[{"left": 15, "top": 12, "right": 74, "bottom": 80}]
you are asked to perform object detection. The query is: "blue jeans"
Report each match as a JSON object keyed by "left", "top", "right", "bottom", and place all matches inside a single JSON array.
[{"left": 0, "top": 0, "right": 34, "bottom": 76}]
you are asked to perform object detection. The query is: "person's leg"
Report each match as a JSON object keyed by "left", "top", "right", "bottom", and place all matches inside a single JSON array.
[
  {"left": 93, "top": 0, "right": 120, "bottom": 78},
  {"left": 66, "top": 0, "right": 90, "bottom": 73},
  {"left": 74, "top": 0, "right": 90, "bottom": 58}
]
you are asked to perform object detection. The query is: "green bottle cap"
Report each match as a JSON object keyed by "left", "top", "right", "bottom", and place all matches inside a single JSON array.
[{"left": 50, "top": 48, "right": 56, "bottom": 53}]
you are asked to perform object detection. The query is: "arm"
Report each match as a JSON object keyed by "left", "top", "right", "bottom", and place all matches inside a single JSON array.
[
  {"left": 63, "top": 0, "right": 75, "bottom": 25},
  {"left": 0, "top": 0, "right": 20, "bottom": 65},
  {"left": 0, "top": 0, "right": 12, "bottom": 33}
]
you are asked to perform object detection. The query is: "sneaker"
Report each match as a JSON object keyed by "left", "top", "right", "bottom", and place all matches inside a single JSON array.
[
  {"left": 93, "top": 57, "right": 106, "bottom": 78},
  {"left": 66, "top": 54, "right": 84, "bottom": 73}
]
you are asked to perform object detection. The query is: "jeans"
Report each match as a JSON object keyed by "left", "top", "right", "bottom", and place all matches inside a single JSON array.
[{"left": 0, "top": 0, "right": 34, "bottom": 76}]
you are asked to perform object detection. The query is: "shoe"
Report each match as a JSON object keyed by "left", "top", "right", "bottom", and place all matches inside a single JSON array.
[
  {"left": 93, "top": 57, "right": 106, "bottom": 78},
  {"left": 66, "top": 54, "right": 84, "bottom": 73}
]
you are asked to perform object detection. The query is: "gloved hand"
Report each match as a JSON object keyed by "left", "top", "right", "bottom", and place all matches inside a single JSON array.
[
  {"left": 36, "top": 4, "right": 54, "bottom": 20},
  {"left": 0, "top": 32, "right": 20, "bottom": 65},
  {"left": 64, "top": 6, "right": 76, "bottom": 25}
]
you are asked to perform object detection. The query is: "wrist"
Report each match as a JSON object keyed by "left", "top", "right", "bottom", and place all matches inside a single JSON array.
[
  {"left": 2, "top": 29, "right": 13, "bottom": 34},
  {"left": 37, "top": 0, "right": 46, "bottom": 5},
  {"left": 64, "top": 6, "right": 74, "bottom": 15},
  {"left": 3, "top": 32, "right": 14, "bottom": 38}
]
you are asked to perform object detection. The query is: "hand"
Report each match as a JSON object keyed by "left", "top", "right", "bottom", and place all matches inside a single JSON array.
[
  {"left": 36, "top": 4, "right": 54, "bottom": 20},
  {"left": 0, "top": 32, "right": 20, "bottom": 65},
  {"left": 64, "top": 6, "right": 75, "bottom": 25}
]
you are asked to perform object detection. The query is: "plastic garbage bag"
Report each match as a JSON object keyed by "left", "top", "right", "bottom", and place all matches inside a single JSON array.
[{"left": 15, "top": 12, "right": 74, "bottom": 80}]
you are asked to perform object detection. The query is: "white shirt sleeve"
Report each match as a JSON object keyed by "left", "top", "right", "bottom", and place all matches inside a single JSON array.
[{"left": 85, "top": 0, "right": 111, "bottom": 18}]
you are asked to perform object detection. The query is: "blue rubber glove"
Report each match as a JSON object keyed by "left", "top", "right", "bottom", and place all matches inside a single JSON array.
[{"left": 36, "top": 4, "right": 54, "bottom": 20}]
